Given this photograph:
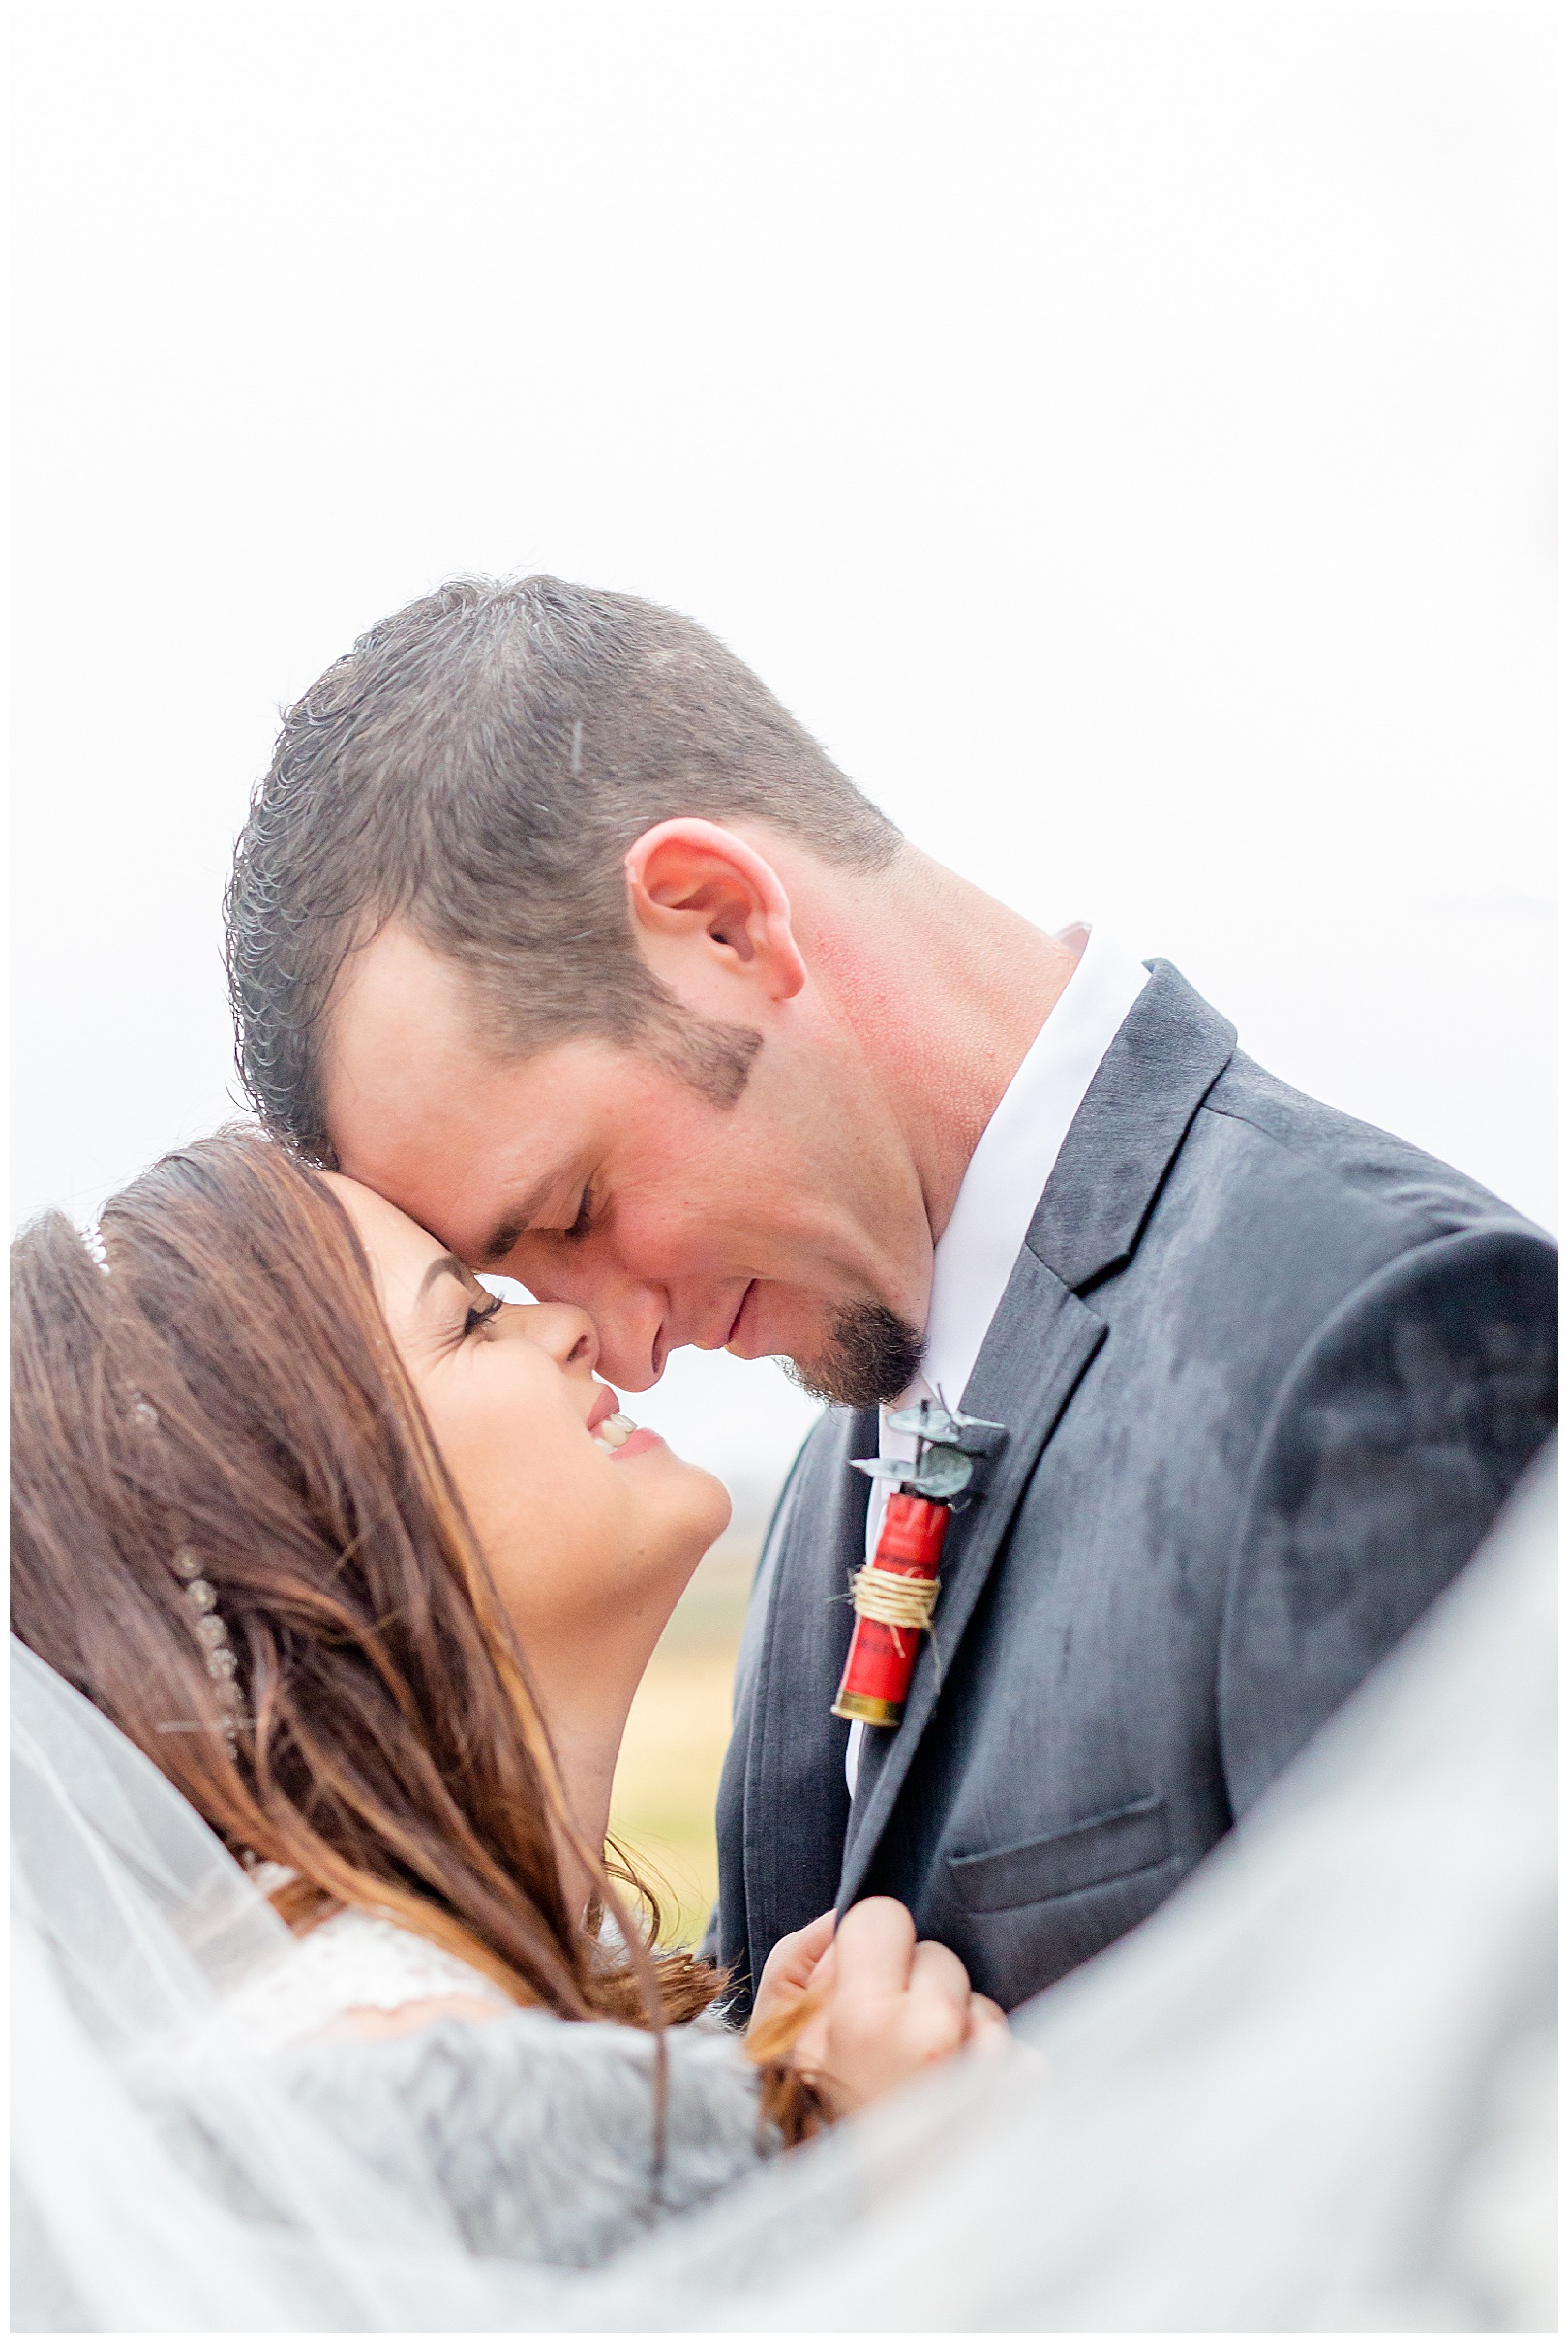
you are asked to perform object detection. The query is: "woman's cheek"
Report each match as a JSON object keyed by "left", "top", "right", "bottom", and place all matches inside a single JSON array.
[{"left": 512, "top": 1441, "right": 624, "bottom": 1580}]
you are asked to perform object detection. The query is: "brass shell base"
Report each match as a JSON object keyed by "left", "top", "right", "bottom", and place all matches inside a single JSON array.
[{"left": 831, "top": 1691, "right": 903, "bottom": 1728}]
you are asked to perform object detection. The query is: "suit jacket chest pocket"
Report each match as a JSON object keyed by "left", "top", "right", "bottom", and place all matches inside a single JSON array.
[{"left": 947, "top": 1793, "right": 1173, "bottom": 1912}]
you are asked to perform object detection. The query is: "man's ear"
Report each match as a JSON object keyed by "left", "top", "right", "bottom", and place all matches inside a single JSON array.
[{"left": 625, "top": 820, "right": 806, "bottom": 1010}]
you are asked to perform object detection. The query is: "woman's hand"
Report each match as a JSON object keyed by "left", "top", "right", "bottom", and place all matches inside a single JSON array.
[
  {"left": 748, "top": 1907, "right": 838, "bottom": 2037},
  {"left": 759, "top": 1896, "right": 1007, "bottom": 2118}
]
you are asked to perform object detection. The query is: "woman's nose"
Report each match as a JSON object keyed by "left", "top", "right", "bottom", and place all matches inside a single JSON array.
[{"left": 508, "top": 1300, "right": 599, "bottom": 1376}]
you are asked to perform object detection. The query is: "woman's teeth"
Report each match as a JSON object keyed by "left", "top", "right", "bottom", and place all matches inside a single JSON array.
[{"left": 592, "top": 1411, "right": 637, "bottom": 1455}]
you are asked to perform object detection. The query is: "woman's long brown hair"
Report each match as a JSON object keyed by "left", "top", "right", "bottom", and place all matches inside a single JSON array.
[{"left": 10, "top": 1127, "right": 718, "bottom": 2039}]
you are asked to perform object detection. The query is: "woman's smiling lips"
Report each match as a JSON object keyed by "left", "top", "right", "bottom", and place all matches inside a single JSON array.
[
  {"left": 608, "top": 1425, "right": 665, "bottom": 1462},
  {"left": 586, "top": 1384, "right": 619, "bottom": 1439},
  {"left": 586, "top": 1383, "right": 665, "bottom": 1461}
]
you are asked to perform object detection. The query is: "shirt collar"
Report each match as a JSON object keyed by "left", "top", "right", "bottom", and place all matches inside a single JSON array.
[{"left": 914, "top": 923, "right": 1151, "bottom": 1413}]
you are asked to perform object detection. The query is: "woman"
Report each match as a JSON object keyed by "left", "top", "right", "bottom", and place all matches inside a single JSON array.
[{"left": 11, "top": 1127, "right": 999, "bottom": 2266}]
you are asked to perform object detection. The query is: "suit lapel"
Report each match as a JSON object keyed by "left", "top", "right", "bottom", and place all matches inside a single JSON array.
[
  {"left": 1029, "top": 958, "right": 1237, "bottom": 1289},
  {"left": 838, "top": 1251, "right": 1105, "bottom": 1906},
  {"left": 836, "top": 959, "right": 1236, "bottom": 1908}
]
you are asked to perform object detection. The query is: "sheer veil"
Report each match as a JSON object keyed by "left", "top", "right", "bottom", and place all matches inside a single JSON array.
[{"left": 12, "top": 1452, "right": 1554, "bottom": 2333}]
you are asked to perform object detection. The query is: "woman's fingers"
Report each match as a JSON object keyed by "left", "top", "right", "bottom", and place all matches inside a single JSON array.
[
  {"left": 829, "top": 1895, "right": 917, "bottom": 1996},
  {"left": 773, "top": 1900, "right": 1010, "bottom": 2119},
  {"left": 899, "top": 1937, "right": 974, "bottom": 2061},
  {"left": 910, "top": 1935, "right": 971, "bottom": 2007},
  {"left": 748, "top": 1908, "right": 838, "bottom": 2033},
  {"left": 770, "top": 1908, "right": 836, "bottom": 1988},
  {"left": 799, "top": 1908, "right": 837, "bottom": 1952},
  {"left": 966, "top": 1994, "right": 1010, "bottom": 2054}
]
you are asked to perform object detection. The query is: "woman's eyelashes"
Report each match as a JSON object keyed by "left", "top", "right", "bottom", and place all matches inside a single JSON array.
[{"left": 462, "top": 1293, "right": 504, "bottom": 1340}]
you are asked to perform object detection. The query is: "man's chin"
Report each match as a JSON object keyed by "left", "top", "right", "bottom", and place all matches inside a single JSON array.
[{"left": 780, "top": 1300, "right": 925, "bottom": 1413}]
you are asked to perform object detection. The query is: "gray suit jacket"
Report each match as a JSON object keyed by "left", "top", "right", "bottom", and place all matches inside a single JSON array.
[{"left": 712, "top": 962, "right": 1556, "bottom": 2012}]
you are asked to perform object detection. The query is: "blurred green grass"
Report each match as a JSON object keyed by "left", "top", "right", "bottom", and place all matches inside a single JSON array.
[{"left": 608, "top": 1534, "right": 758, "bottom": 1947}]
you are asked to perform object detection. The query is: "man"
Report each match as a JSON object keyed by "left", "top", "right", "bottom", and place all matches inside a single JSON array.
[{"left": 226, "top": 574, "right": 1556, "bottom": 2012}]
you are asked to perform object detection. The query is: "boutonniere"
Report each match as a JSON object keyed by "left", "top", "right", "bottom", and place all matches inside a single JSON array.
[{"left": 832, "top": 1402, "right": 1006, "bottom": 1728}]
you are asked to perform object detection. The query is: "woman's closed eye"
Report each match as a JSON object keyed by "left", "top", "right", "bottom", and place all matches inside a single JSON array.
[{"left": 462, "top": 1293, "right": 503, "bottom": 1340}]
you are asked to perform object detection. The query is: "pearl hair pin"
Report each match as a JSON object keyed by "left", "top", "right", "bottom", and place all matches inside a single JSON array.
[
  {"left": 171, "top": 1545, "right": 244, "bottom": 1757},
  {"left": 80, "top": 1217, "right": 246, "bottom": 1761}
]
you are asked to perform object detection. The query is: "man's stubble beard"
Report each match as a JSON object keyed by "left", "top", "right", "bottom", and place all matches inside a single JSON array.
[{"left": 783, "top": 1299, "right": 925, "bottom": 1412}]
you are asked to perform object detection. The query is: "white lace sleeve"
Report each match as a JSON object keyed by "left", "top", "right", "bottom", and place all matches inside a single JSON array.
[{"left": 222, "top": 1909, "right": 509, "bottom": 2054}]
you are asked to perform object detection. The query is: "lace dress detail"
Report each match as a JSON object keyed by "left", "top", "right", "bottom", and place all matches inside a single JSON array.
[{"left": 223, "top": 1907, "right": 510, "bottom": 2054}]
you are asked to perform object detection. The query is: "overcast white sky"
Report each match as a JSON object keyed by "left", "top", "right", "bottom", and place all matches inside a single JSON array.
[{"left": 11, "top": 4, "right": 1554, "bottom": 1521}]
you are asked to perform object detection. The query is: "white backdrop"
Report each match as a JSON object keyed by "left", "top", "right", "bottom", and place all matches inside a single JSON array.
[{"left": 11, "top": 3, "right": 1554, "bottom": 1521}]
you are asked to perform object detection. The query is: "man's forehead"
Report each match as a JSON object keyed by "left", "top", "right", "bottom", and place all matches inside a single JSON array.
[
  {"left": 330, "top": 1032, "right": 597, "bottom": 1206},
  {"left": 323, "top": 929, "right": 626, "bottom": 1236},
  {"left": 326, "top": 925, "right": 488, "bottom": 1091}
]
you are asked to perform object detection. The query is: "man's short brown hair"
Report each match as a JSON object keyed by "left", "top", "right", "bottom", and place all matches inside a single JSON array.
[{"left": 225, "top": 575, "right": 901, "bottom": 1157}]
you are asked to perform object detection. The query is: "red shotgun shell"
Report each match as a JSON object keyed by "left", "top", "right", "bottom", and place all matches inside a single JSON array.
[{"left": 831, "top": 1492, "right": 951, "bottom": 1728}]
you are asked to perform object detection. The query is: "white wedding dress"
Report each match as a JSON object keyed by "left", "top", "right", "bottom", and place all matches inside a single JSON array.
[
  {"left": 12, "top": 1452, "right": 1555, "bottom": 2332},
  {"left": 221, "top": 1902, "right": 511, "bottom": 2049}
]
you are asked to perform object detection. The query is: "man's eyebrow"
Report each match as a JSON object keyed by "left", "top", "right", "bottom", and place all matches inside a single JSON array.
[{"left": 416, "top": 1253, "right": 472, "bottom": 1303}]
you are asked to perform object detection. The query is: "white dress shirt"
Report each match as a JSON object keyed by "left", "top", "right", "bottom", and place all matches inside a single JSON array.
[{"left": 845, "top": 924, "right": 1150, "bottom": 1796}]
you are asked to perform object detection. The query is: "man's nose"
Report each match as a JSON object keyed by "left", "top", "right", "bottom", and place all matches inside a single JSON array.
[
  {"left": 585, "top": 1285, "right": 670, "bottom": 1390},
  {"left": 509, "top": 1256, "right": 669, "bottom": 1389}
]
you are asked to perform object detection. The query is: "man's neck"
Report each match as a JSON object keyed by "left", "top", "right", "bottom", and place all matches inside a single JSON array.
[{"left": 806, "top": 846, "right": 1080, "bottom": 1248}]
